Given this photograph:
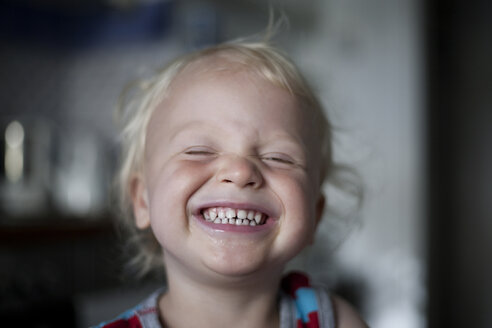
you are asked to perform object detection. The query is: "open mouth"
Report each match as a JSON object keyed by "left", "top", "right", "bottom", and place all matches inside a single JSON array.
[{"left": 200, "top": 207, "right": 267, "bottom": 226}]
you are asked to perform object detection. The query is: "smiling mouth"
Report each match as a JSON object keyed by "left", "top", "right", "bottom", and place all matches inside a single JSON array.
[{"left": 200, "top": 207, "right": 267, "bottom": 226}]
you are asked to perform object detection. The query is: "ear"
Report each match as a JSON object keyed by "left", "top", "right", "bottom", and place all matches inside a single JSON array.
[
  {"left": 309, "top": 193, "right": 325, "bottom": 245},
  {"left": 315, "top": 192, "right": 325, "bottom": 227},
  {"left": 130, "top": 174, "right": 151, "bottom": 229}
]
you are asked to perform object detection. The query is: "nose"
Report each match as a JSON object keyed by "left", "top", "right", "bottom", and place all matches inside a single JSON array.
[{"left": 216, "top": 155, "right": 263, "bottom": 189}]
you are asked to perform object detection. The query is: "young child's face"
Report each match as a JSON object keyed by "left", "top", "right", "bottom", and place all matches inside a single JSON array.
[{"left": 132, "top": 67, "right": 325, "bottom": 280}]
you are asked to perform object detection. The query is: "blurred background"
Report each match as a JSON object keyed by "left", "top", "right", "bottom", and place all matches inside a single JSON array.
[{"left": 0, "top": 0, "right": 490, "bottom": 327}]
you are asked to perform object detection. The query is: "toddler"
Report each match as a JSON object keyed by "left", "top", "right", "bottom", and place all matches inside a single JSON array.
[{"left": 95, "top": 40, "right": 367, "bottom": 328}]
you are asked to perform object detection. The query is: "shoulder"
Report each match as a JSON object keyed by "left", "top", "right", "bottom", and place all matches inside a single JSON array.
[
  {"left": 93, "top": 313, "right": 143, "bottom": 328},
  {"left": 91, "top": 308, "right": 144, "bottom": 328},
  {"left": 331, "top": 295, "right": 369, "bottom": 328},
  {"left": 91, "top": 289, "right": 164, "bottom": 328},
  {"left": 281, "top": 272, "right": 368, "bottom": 328}
]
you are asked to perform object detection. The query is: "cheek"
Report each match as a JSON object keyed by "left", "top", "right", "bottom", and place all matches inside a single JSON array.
[
  {"left": 146, "top": 161, "right": 211, "bottom": 242},
  {"left": 270, "top": 173, "right": 318, "bottom": 238}
]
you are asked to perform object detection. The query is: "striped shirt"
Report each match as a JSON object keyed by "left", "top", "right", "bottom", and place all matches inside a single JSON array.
[{"left": 93, "top": 272, "right": 335, "bottom": 328}]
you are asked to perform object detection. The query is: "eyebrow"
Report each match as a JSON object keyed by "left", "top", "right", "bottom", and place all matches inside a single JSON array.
[
  {"left": 168, "top": 121, "right": 214, "bottom": 142},
  {"left": 264, "top": 132, "right": 309, "bottom": 151}
]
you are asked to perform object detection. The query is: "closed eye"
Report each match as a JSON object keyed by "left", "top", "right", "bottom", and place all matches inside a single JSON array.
[
  {"left": 261, "top": 153, "right": 298, "bottom": 167},
  {"left": 263, "top": 156, "right": 294, "bottom": 164},
  {"left": 183, "top": 146, "right": 217, "bottom": 157},
  {"left": 185, "top": 150, "right": 214, "bottom": 155}
]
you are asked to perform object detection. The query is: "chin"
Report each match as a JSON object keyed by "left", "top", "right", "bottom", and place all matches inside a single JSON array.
[
  {"left": 205, "top": 258, "right": 291, "bottom": 286},
  {"left": 204, "top": 257, "right": 272, "bottom": 280}
]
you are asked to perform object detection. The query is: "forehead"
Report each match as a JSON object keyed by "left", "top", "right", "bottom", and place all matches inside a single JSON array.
[{"left": 150, "top": 68, "right": 314, "bottom": 141}]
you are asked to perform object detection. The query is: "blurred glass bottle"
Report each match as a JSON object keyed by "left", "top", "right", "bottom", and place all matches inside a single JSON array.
[
  {"left": 0, "top": 118, "right": 52, "bottom": 218},
  {"left": 52, "top": 125, "right": 110, "bottom": 219}
]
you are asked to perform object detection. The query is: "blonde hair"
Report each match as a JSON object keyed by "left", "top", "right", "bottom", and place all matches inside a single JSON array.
[{"left": 115, "top": 40, "right": 339, "bottom": 276}]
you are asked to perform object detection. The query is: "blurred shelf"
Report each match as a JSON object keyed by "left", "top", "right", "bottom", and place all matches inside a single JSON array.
[{"left": 0, "top": 214, "right": 115, "bottom": 246}]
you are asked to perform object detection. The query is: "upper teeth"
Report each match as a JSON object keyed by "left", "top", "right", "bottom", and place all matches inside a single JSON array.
[{"left": 202, "top": 207, "right": 265, "bottom": 226}]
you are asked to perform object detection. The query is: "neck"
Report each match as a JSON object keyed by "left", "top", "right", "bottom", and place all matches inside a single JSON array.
[{"left": 159, "top": 267, "right": 283, "bottom": 328}]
